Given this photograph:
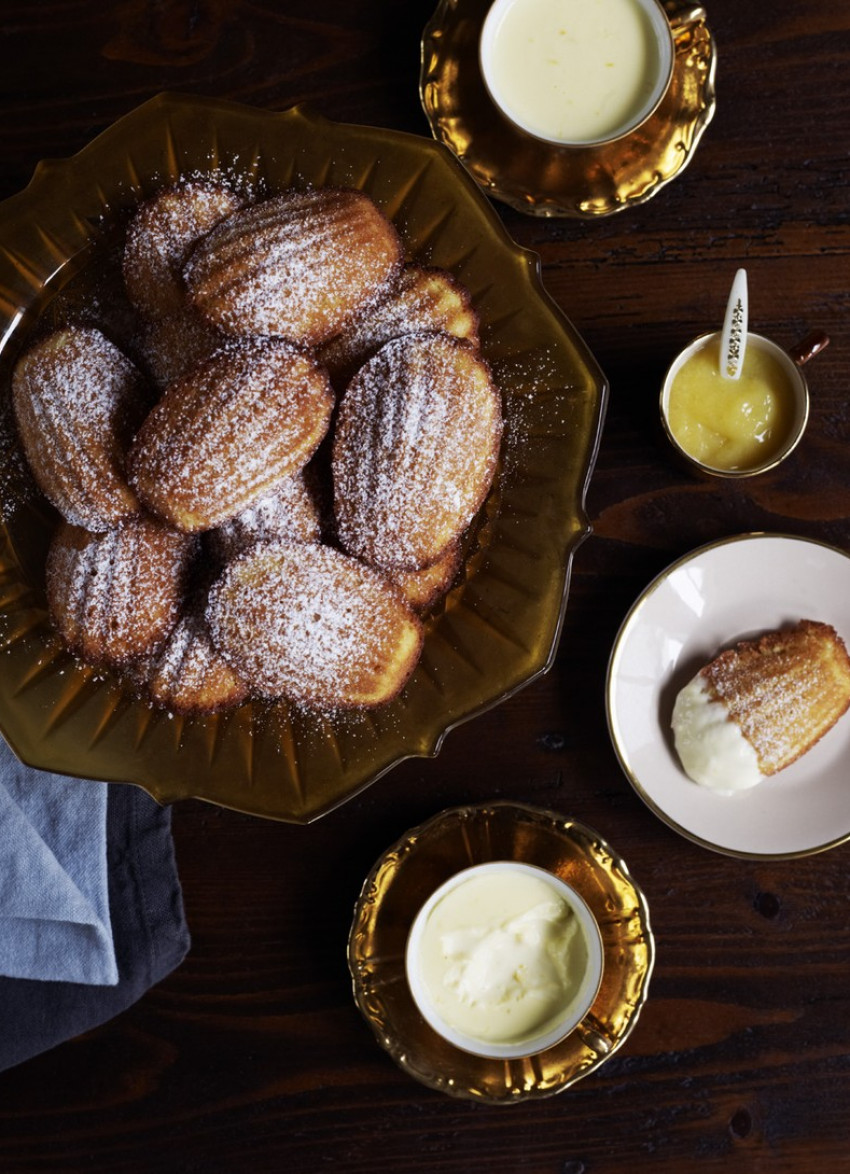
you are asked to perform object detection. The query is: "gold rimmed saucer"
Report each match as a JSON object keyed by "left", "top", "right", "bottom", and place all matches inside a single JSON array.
[
  {"left": 420, "top": 0, "right": 717, "bottom": 218},
  {"left": 348, "top": 802, "right": 654, "bottom": 1102}
]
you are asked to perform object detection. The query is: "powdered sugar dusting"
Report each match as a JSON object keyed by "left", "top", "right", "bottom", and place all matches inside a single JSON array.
[
  {"left": 208, "top": 470, "right": 322, "bottom": 563},
  {"left": 46, "top": 517, "right": 196, "bottom": 665},
  {"left": 318, "top": 265, "right": 480, "bottom": 385},
  {"left": 206, "top": 541, "right": 423, "bottom": 708},
  {"left": 11, "top": 326, "right": 148, "bottom": 531},
  {"left": 146, "top": 606, "right": 249, "bottom": 714},
  {"left": 128, "top": 338, "right": 334, "bottom": 532},
  {"left": 0, "top": 399, "right": 36, "bottom": 523},
  {"left": 184, "top": 187, "right": 403, "bottom": 344},
  {"left": 123, "top": 181, "right": 245, "bottom": 319},
  {"left": 135, "top": 307, "right": 226, "bottom": 391},
  {"left": 333, "top": 332, "right": 502, "bottom": 571}
]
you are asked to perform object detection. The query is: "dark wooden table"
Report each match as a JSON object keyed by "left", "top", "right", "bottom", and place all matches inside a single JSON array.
[{"left": 1, "top": 2, "right": 849, "bottom": 1170}]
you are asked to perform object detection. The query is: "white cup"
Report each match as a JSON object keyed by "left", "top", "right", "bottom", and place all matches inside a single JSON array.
[
  {"left": 479, "top": 0, "right": 678, "bottom": 148},
  {"left": 405, "top": 861, "right": 604, "bottom": 1059}
]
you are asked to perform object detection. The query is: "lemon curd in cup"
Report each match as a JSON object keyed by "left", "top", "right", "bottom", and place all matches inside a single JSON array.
[
  {"left": 481, "top": 0, "right": 670, "bottom": 145},
  {"left": 666, "top": 336, "right": 798, "bottom": 472}
]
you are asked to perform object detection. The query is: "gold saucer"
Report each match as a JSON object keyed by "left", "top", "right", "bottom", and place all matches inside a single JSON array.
[
  {"left": 420, "top": 0, "right": 717, "bottom": 218},
  {"left": 348, "top": 802, "right": 654, "bottom": 1102}
]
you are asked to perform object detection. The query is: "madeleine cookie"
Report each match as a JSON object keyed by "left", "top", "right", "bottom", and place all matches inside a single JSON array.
[
  {"left": 12, "top": 326, "right": 148, "bottom": 531},
  {"left": 46, "top": 517, "right": 196, "bottom": 665},
  {"left": 145, "top": 606, "right": 249, "bottom": 715},
  {"left": 206, "top": 469, "right": 323, "bottom": 563},
  {"left": 128, "top": 338, "right": 334, "bottom": 532},
  {"left": 135, "top": 305, "right": 226, "bottom": 391},
  {"left": 123, "top": 181, "right": 245, "bottom": 320},
  {"left": 672, "top": 619, "right": 850, "bottom": 791},
  {"left": 184, "top": 187, "right": 403, "bottom": 345},
  {"left": 206, "top": 541, "right": 423, "bottom": 708},
  {"left": 386, "top": 542, "right": 462, "bottom": 613},
  {"left": 318, "top": 265, "right": 480, "bottom": 386},
  {"left": 332, "top": 332, "right": 502, "bottom": 571}
]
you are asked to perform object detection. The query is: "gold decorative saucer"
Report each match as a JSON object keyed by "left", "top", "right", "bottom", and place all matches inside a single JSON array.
[
  {"left": 420, "top": 0, "right": 717, "bottom": 218},
  {"left": 348, "top": 803, "right": 654, "bottom": 1102}
]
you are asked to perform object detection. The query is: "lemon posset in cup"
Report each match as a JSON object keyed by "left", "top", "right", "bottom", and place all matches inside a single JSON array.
[{"left": 479, "top": 0, "right": 675, "bottom": 147}]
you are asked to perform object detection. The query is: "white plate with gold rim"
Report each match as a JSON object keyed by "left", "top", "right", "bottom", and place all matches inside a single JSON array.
[{"left": 606, "top": 532, "right": 850, "bottom": 859}]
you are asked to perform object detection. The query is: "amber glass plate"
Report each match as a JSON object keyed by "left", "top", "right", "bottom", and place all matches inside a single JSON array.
[
  {"left": 0, "top": 93, "right": 606, "bottom": 822},
  {"left": 420, "top": 0, "right": 717, "bottom": 218},
  {"left": 348, "top": 803, "right": 654, "bottom": 1101}
]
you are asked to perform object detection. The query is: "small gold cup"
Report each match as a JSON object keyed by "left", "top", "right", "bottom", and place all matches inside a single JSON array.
[{"left": 659, "top": 328, "right": 829, "bottom": 479}]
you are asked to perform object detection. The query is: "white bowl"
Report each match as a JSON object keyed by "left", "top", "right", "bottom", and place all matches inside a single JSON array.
[
  {"left": 479, "top": 0, "right": 675, "bottom": 148},
  {"left": 405, "top": 860, "right": 604, "bottom": 1059}
]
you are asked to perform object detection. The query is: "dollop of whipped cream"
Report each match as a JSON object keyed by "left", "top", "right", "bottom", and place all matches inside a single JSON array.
[
  {"left": 441, "top": 900, "right": 576, "bottom": 1007},
  {"left": 672, "top": 673, "right": 762, "bottom": 792}
]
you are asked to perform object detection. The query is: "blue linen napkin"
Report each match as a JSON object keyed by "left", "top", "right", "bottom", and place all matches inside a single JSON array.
[
  {"left": 0, "top": 735, "right": 118, "bottom": 985},
  {"left": 0, "top": 737, "right": 191, "bottom": 1072}
]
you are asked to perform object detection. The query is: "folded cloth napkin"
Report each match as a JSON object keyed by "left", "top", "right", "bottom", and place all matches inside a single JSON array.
[
  {"left": 0, "top": 736, "right": 190, "bottom": 1073},
  {"left": 0, "top": 736, "right": 117, "bottom": 985}
]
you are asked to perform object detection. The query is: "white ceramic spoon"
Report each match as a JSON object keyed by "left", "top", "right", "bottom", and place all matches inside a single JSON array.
[{"left": 719, "top": 268, "right": 748, "bottom": 380}]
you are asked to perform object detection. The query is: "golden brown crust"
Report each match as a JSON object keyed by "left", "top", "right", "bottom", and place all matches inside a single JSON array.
[
  {"left": 123, "top": 181, "right": 245, "bottom": 320},
  {"left": 701, "top": 619, "right": 850, "bottom": 775},
  {"left": 206, "top": 541, "right": 424, "bottom": 708},
  {"left": 12, "top": 326, "right": 148, "bottom": 532},
  {"left": 332, "top": 332, "right": 502, "bottom": 572},
  {"left": 317, "top": 265, "right": 480, "bottom": 386},
  {"left": 46, "top": 517, "right": 197, "bottom": 665},
  {"left": 183, "top": 187, "right": 403, "bottom": 345},
  {"left": 128, "top": 338, "right": 334, "bottom": 532},
  {"left": 206, "top": 468, "right": 323, "bottom": 564},
  {"left": 135, "top": 305, "right": 226, "bottom": 392},
  {"left": 386, "top": 542, "right": 462, "bottom": 613},
  {"left": 144, "top": 606, "right": 249, "bottom": 715}
]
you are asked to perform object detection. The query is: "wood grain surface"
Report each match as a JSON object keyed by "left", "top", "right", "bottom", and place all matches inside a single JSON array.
[{"left": 1, "top": 1, "right": 849, "bottom": 1171}]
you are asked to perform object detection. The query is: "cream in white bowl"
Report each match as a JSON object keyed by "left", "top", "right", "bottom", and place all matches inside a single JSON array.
[
  {"left": 405, "top": 861, "right": 603, "bottom": 1058},
  {"left": 479, "top": 0, "right": 675, "bottom": 147}
]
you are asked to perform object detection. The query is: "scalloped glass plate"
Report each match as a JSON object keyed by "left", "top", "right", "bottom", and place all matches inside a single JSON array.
[
  {"left": 348, "top": 802, "right": 654, "bottom": 1102},
  {"left": 0, "top": 93, "right": 606, "bottom": 822},
  {"left": 420, "top": 0, "right": 717, "bottom": 218}
]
